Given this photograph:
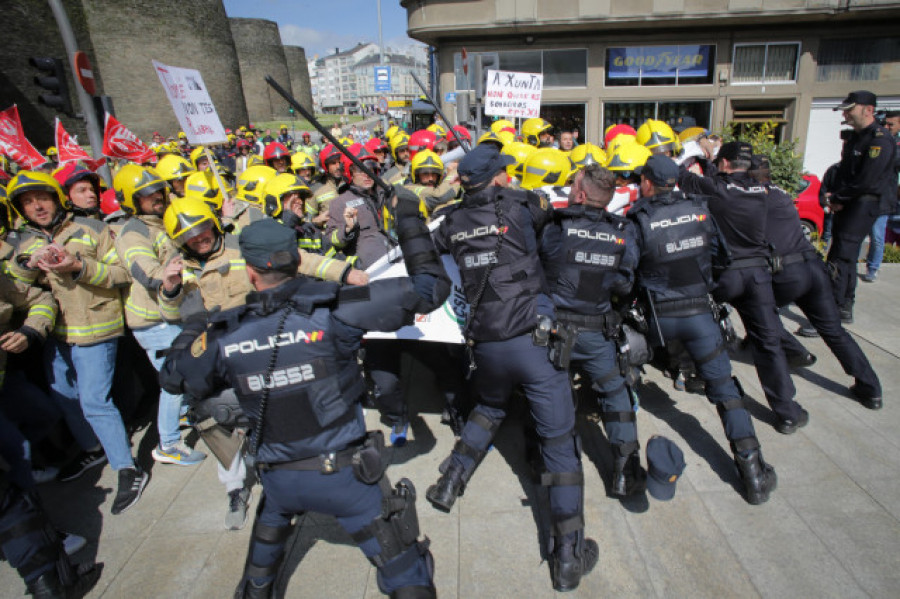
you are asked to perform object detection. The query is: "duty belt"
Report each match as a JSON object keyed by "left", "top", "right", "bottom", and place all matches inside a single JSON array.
[
  {"left": 258, "top": 444, "right": 359, "bottom": 474},
  {"left": 728, "top": 256, "right": 770, "bottom": 269},
  {"left": 653, "top": 296, "right": 711, "bottom": 317},
  {"left": 556, "top": 309, "right": 618, "bottom": 331},
  {"left": 781, "top": 250, "right": 817, "bottom": 266}
]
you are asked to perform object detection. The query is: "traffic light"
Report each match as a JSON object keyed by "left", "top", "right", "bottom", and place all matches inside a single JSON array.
[
  {"left": 29, "top": 57, "right": 74, "bottom": 116},
  {"left": 473, "top": 53, "right": 499, "bottom": 102},
  {"left": 288, "top": 106, "right": 295, "bottom": 115}
]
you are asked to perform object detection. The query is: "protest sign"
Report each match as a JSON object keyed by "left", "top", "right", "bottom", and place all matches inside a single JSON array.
[
  {"left": 153, "top": 61, "right": 226, "bottom": 145},
  {"left": 484, "top": 69, "right": 543, "bottom": 119}
]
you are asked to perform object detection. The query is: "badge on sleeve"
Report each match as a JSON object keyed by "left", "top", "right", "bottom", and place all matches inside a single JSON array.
[
  {"left": 190, "top": 331, "right": 208, "bottom": 357},
  {"left": 869, "top": 146, "right": 881, "bottom": 159}
]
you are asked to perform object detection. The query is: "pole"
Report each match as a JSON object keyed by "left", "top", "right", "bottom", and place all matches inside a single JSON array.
[
  {"left": 46, "top": 0, "right": 108, "bottom": 183},
  {"left": 410, "top": 72, "right": 469, "bottom": 153},
  {"left": 377, "top": 0, "right": 388, "bottom": 136},
  {"left": 265, "top": 76, "right": 390, "bottom": 193}
]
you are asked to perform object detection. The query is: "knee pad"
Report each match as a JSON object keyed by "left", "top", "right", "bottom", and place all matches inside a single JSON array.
[
  {"left": 445, "top": 411, "right": 501, "bottom": 476},
  {"left": 241, "top": 512, "right": 294, "bottom": 584},
  {"left": 0, "top": 490, "right": 74, "bottom": 586}
]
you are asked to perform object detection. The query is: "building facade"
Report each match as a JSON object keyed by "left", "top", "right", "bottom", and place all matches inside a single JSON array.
[{"left": 403, "top": 0, "right": 900, "bottom": 178}]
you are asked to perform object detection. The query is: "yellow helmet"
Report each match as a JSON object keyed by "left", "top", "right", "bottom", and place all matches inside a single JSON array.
[
  {"left": 339, "top": 136, "right": 352, "bottom": 147},
  {"left": 500, "top": 142, "right": 537, "bottom": 179},
  {"left": 234, "top": 165, "right": 277, "bottom": 207},
  {"left": 497, "top": 130, "right": 516, "bottom": 146},
  {"left": 184, "top": 170, "right": 231, "bottom": 211},
  {"left": 477, "top": 131, "right": 506, "bottom": 149},
  {"left": 678, "top": 127, "right": 707, "bottom": 143},
  {"left": 247, "top": 154, "right": 265, "bottom": 168},
  {"left": 635, "top": 119, "right": 681, "bottom": 155},
  {"left": 568, "top": 143, "right": 607, "bottom": 172},
  {"left": 521, "top": 118, "right": 553, "bottom": 147},
  {"left": 385, "top": 125, "right": 400, "bottom": 141},
  {"left": 156, "top": 154, "right": 196, "bottom": 182},
  {"left": 426, "top": 123, "right": 447, "bottom": 138},
  {"left": 490, "top": 119, "right": 516, "bottom": 135},
  {"left": 290, "top": 152, "right": 317, "bottom": 175},
  {"left": 520, "top": 149, "right": 572, "bottom": 190},
  {"left": 164, "top": 196, "right": 222, "bottom": 246},
  {"left": 190, "top": 146, "right": 212, "bottom": 171},
  {"left": 606, "top": 141, "right": 652, "bottom": 177},
  {"left": 113, "top": 164, "right": 167, "bottom": 215},
  {"left": 410, "top": 150, "right": 444, "bottom": 185},
  {"left": 178, "top": 131, "right": 187, "bottom": 140},
  {"left": 389, "top": 132, "right": 410, "bottom": 161},
  {"left": 7, "top": 171, "right": 69, "bottom": 218},
  {"left": 279, "top": 124, "right": 288, "bottom": 130},
  {"left": 606, "top": 134, "right": 638, "bottom": 157},
  {"left": 262, "top": 173, "right": 312, "bottom": 218},
  {"left": 46, "top": 146, "right": 58, "bottom": 158}
]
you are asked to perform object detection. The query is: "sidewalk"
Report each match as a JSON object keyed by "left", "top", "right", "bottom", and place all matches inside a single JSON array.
[{"left": 3, "top": 266, "right": 900, "bottom": 598}]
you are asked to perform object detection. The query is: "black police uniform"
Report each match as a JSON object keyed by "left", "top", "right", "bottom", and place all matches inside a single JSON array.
[
  {"left": 679, "top": 164, "right": 805, "bottom": 430},
  {"left": 540, "top": 203, "right": 646, "bottom": 495},
  {"left": 828, "top": 120, "right": 898, "bottom": 317},
  {"left": 764, "top": 182, "right": 883, "bottom": 408},
  {"left": 628, "top": 187, "right": 776, "bottom": 504},
  {"left": 427, "top": 179, "right": 597, "bottom": 591},
  {"left": 161, "top": 212, "right": 449, "bottom": 599}
]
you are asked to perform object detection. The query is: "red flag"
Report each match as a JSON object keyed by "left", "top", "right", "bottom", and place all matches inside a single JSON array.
[
  {"left": 102, "top": 114, "right": 154, "bottom": 163},
  {"left": 0, "top": 105, "right": 48, "bottom": 169},
  {"left": 55, "top": 118, "right": 91, "bottom": 163}
]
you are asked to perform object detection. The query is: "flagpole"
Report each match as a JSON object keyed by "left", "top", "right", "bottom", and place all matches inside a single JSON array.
[{"left": 46, "top": 0, "right": 109, "bottom": 185}]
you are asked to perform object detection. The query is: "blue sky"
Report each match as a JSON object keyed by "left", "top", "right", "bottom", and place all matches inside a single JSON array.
[{"left": 222, "top": 0, "right": 422, "bottom": 59}]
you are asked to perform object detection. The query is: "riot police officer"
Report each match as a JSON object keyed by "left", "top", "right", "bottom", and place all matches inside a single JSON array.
[
  {"left": 539, "top": 164, "right": 646, "bottom": 495},
  {"left": 630, "top": 155, "right": 776, "bottom": 505},
  {"left": 426, "top": 144, "right": 598, "bottom": 592},
  {"left": 679, "top": 141, "right": 806, "bottom": 434},
  {"left": 160, "top": 197, "right": 450, "bottom": 598},
  {"left": 826, "top": 91, "right": 898, "bottom": 321}
]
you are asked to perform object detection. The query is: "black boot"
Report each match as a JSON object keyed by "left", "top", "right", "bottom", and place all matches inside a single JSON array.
[
  {"left": 735, "top": 449, "right": 777, "bottom": 505},
  {"left": 426, "top": 463, "right": 465, "bottom": 512},
  {"left": 234, "top": 578, "right": 273, "bottom": 599},
  {"left": 391, "top": 585, "right": 438, "bottom": 598},
  {"left": 611, "top": 449, "right": 647, "bottom": 497},
  {"left": 27, "top": 570, "right": 65, "bottom": 599},
  {"left": 550, "top": 537, "right": 599, "bottom": 592}
]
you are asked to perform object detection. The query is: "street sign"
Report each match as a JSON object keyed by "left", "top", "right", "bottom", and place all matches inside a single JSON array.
[
  {"left": 444, "top": 92, "right": 457, "bottom": 103},
  {"left": 378, "top": 96, "right": 389, "bottom": 114},
  {"left": 388, "top": 100, "right": 412, "bottom": 108},
  {"left": 73, "top": 51, "right": 95, "bottom": 96},
  {"left": 374, "top": 66, "right": 391, "bottom": 92}
]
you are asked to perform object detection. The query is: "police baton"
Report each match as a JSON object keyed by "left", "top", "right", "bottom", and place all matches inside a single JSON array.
[
  {"left": 264, "top": 76, "right": 392, "bottom": 193},
  {"left": 410, "top": 72, "right": 470, "bottom": 153}
]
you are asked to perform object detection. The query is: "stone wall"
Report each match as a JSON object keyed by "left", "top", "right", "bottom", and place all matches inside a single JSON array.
[{"left": 229, "top": 17, "right": 293, "bottom": 124}]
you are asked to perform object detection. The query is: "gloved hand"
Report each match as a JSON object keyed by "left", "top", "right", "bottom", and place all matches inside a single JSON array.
[{"left": 392, "top": 184, "right": 423, "bottom": 219}]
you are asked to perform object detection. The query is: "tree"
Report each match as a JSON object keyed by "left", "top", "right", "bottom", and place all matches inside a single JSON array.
[{"left": 721, "top": 121, "right": 805, "bottom": 195}]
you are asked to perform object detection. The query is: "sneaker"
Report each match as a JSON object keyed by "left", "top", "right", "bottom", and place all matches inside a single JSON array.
[
  {"left": 32, "top": 466, "right": 59, "bottom": 484},
  {"left": 390, "top": 423, "right": 409, "bottom": 447},
  {"left": 152, "top": 441, "right": 206, "bottom": 466},
  {"left": 225, "top": 488, "right": 251, "bottom": 531},
  {"left": 861, "top": 271, "right": 878, "bottom": 283},
  {"left": 796, "top": 326, "right": 820, "bottom": 338},
  {"left": 673, "top": 371, "right": 686, "bottom": 392},
  {"left": 58, "top": 449, "right": 107, "bottom": 482},
  {"left": 111, "top": 467, "right": 149, "bottom": 515},
  {"left": 178, "top": 413, "right": 194, "bottom": 429},
  {"left": 61, "top": 531, "right": 87, "bottom": 555}
]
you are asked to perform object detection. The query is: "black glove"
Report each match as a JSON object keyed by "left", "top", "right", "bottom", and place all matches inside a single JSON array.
[{"left": 392, "top": 184, "right": 422, "bottom": 219}]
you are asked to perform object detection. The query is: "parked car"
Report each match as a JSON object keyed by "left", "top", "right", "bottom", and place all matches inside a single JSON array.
[{"left": 794, "top": 173, "right": 824, "bottom": 239}]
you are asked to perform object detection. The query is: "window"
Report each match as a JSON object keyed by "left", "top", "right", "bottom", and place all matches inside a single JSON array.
[
  {"left": 605, "top": 45, "right": 716, "bottom": 87},
  {"left": 602, "top": 101, "right": 712, "bottom": 132},
  {"left": 817, "top": 37, "right": 900, "bottom": 82},
  {"left": 453, "top": 49, "right": 588, "bottom": 91},
  {"left": 733, "top": 43, "right": 800, "bottom": 84}
]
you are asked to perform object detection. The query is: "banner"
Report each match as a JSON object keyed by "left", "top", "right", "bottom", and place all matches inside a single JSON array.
[
  {"left": 102, "top": 114, "right": 154, "bottom": 163},
  {"left": 55, "top": 118, "right": 90, "bottom": 164},
  {"left": 0, "top": 105, "right": 47, "bottom": 169},
  {"left": 484, "top": 69, "right": 543, "bottom": 119},
  {"left": 153, "top": 61, "right": 226, "bottom": 145}
]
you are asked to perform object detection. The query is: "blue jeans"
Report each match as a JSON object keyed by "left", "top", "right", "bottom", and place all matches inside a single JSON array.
[
  {"left": 45, "top": 338, "right": 134, "bottom": 470},
  {"left": 132, "top": 322, "right": 184, "bottom": 448},
  {"left": 866, "top": 214, "right": 888, "bottom": 274}
]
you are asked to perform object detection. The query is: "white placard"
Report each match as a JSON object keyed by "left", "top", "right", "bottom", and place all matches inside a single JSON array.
[
  {"left": 153, "top": 61, "right": 226, "bottom": 145},
  {"left": 484, "top": 69, "right": 543, "bottom": 119}
]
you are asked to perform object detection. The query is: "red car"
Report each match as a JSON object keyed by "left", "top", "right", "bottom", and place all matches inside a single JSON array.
[{"left": 794, "top": 174, "right": 824, "bottom": 239}]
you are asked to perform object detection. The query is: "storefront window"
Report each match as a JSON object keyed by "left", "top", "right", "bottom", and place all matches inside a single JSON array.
[
  {"left": 733, "top": 43, "right": 800, "bottom": 84},
  {"left": 602, "top": 101, "right": 712, "bottom": 132},
  {"left": 605, "top": 45, "right": 716, "bottom": 87}
]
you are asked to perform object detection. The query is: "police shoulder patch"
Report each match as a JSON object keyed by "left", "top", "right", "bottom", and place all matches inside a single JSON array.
[
  {"left": 190, "top": 331, "right": 208, "bottom": 357},
  {"left": 869, "top": 146, "right": 881, "bottom": 158}
]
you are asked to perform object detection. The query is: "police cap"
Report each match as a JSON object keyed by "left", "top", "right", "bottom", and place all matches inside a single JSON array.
[
  {"left": 835, "top": 90, "right": 877, "bottom": 111},
  {"left": 239, "top": 219, "right": 299, "bottom": 271},
  {"left": 716, "top": 141, "right": 753, "bottom": 163},
  {"left": 458, "top": 143, "right": 514, "bottom": 189},
  {"left": 635, "top": 154, "right": 679, "bottom": 187},
  {"left": 646, "top": 435, "right": 686, "bottom": 501}
]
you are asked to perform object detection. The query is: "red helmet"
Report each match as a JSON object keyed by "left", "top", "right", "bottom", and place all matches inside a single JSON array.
[
  {"left": 604, "top": 124, "right": 637, "bottom": 148},
  {"left": 450, "top": 125, "right": 472, "bottom": 143},
  {"left": 301, "top": 131, "right": 311, "bottom": 139},
  {"left": 236, "top": 139, "right": 251, "bottom": 150},
  {"left": 100, "top": 188, "right": 120, "bottom": 215},
  {"left": 263, "top": 142, "right": 290, "bottom": 163},
  {"left": 408, "top": 130, "right": 437, "bottom": 160},
  {"left": 365, "top": 137, "right": 388, "bottom": 155},
  {"left": 52, "top": 162, "right": 101, "bottom": 196},
  {"left": 341, "top": 143, "right": 378, "bottom": 182},
  {"left": 319, "top": 143, "right": 342, "bottom": 171}
]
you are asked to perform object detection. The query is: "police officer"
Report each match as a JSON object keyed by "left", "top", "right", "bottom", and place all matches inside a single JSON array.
[
  {"left": 160, "top": 200, "right": 449, "bottom": 598},
  {"left": 679, "top": 141, "right": 807, "bottom": 434},
  {"left": 426, "top": 144, "right": 598, "bottom": 592},
  {"left": 540, "top": 163, "right": 646, "bottom": 495},
  {"left": 826, "top": 91, "right": 898, "bottom": 320},
  {"left": 631, "top": 155, "right": 776, "bottom": 504},
  {"left": 749, "top": 155, "right": 884, "bottom": 410}
]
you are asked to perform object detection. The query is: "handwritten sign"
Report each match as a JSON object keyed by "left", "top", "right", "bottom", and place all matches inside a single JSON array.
[
  {"left": 484, "top": 69, "right": 543, "bottom": 119},
  {"left": 152, "top": 61, "right": 226, "bottom": 145}
]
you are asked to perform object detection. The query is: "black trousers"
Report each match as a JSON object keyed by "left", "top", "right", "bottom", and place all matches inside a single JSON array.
[{"left": 827, "top": 198, "right": 880, "bottom": 310}]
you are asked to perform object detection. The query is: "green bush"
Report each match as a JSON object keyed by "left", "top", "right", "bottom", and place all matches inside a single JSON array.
[
  {"left": 720, "top": 121, "right": 805, "bottom": 195},
  {"left": 881, "top": 242, "right": 900, "bottom": 264}
]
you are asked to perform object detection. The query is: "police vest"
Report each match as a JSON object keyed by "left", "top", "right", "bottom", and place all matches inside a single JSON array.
[
  {"left": 216, "top": 281, "right": 366, "bottom": 464},
  {"left": 631, "top": 192, "right": 714, "bottom": 302},
  {"left": 443, "top": 187, "right": 546, "bottom": 341},
  {"left": 549, "top": 205, "right": 629, "bottom": 316}
]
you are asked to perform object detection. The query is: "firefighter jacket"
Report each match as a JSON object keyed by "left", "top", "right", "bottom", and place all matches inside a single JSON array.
[
  {"left": 0, "top": 273, "right": 56, "bottom": 386},
  {"left": 116, "top": 214, "right": 179, "bottom": 329}
]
